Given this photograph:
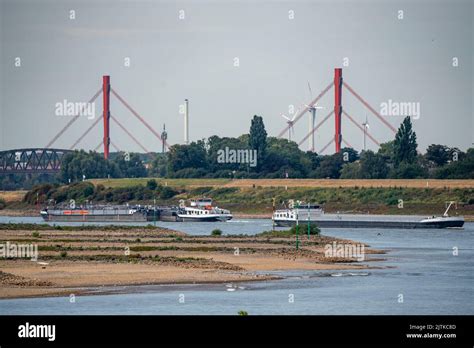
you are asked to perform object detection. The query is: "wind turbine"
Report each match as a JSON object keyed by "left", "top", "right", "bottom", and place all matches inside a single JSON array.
[
  {"left": 305, "top": 82, "right": 324, "bottom": 152},
  {"left": 362, "top": 115, "right": 369, "bottom": 151},
  {"left": 281, "top": 111, "right": 298, "bottom": 141}
]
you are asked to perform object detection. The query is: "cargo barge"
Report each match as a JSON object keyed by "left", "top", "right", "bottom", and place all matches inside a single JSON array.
[
  {"left": 272, "top": 201, "right": 464, "bottom": 229},
  {"left": 40, "top": 198, "right": 232, "bottom": 223},
  {"left": 40, "top": 205, "right": 149, "bottom": 222}
]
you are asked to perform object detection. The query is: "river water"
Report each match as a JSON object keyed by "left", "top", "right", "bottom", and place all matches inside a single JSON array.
[{"left": 0, "top": 216, "right": 473, "bottom": 315}]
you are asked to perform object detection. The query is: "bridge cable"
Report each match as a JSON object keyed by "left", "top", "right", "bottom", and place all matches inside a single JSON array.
[
  {"left": 111, "top": 88, "right": 170, "bottom": 149},
  {"left": 45, "top": 88, "right": 102, "bottom": 148}
]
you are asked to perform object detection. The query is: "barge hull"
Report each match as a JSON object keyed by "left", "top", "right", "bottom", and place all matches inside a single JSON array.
[
  {"left": 42, "top": 214, "right": 147, "bottom": 222},
  {"left": 274, "top": 220, "right": 463, "bottom": 229}
]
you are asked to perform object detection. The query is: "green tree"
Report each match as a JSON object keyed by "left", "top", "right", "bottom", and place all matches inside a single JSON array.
[
  {"left": 313, "top": 154, "right": 344, "bottom": 178},
  {"left": 339, "top": 162, "right": 361, "bottom": 179},
  {"left": 113, "top": 153, "right": 147, "bottom": 178},
  {"left": 60, "top": 150, "right": 119, "bottom": 182},
  {"left": 167, "top": 140, "right": 208, "bottom": 175},
  {"left": 149, "top": 153, "right": 168, "bottom": 177},
  {"left": 248, "top": 115, "right": 268, "bottom": 165},
  {"left": 435, "top": 148, "right": 474, "bottom": 179},
  {"left": 263, "top": 137, "right": 311, "bottom": 178},
  {"left": 377, "top": 140, "right": 395, "bottom": 164},
  {"left": 359, "top": 150, "right": 389, "bottom": 179},
  {"left": 313, "top": 148, "right": 358, "bottom": 179},
  {"left": 305, "top": 151, "right": 321, "bottom": 171},
  {"left": 426, "top": 144, "right": 450, "bottom": 167},
  {"left": 390, "top": 161, "right": 427, "bottom": 179},
  {"left": 393, "top": 116, "right": 418, "bottom": 165},
  {"left": 207, "top": 135, "right": 249, "bottom": 172}
]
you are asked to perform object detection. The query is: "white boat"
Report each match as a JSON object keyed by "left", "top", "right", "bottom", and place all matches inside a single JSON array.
[
  {"left": 273, "top": 202, "right": 323, "bottom": 227},
  {"left": 177, "top": 198, "right": 233, "bottom": 222},
  {"left": 419, "top": 202, "right": 464, "bottom": 228}
]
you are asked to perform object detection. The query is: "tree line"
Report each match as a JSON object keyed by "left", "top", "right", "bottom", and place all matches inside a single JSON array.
[
  {"left": 1, "top": 115, "right": 473, "bottom": 189},
  {"left": 158, "top": 116, "right": 474, "bottom": 180}
]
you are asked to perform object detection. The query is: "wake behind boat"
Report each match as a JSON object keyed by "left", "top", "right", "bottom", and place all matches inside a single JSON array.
[{"left": 272, "top": 200, "right": 464, "bottom": 229}]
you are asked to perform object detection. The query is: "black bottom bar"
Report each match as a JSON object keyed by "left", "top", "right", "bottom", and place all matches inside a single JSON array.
[{"left": 0, "top": 315, "right": 472, "bottom": 346}]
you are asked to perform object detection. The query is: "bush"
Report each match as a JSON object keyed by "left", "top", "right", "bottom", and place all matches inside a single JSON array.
[
  {"left": 238, "top": 310, "right": 248, "bottom": 316},
  {"left": 159, "top": 186, "right": 178, "bottom": 200},
  {"left": 189, "top": 187, "right": 213, "bottom": 196},
  {"left": 0, "top": 198, "right": 6, "bottom": 210},
  {"left": 211, "top": 229, "right": 222, "bottom": 236},
  {"left": 289, "top": 224, "right": 320, "bottom": 236},
  {"left": 32, "top": 231, "right": 40, "bottom": 238},
  {"left": 212, "top": 187, "right": 239, "bottom": 196},
  {"left": 60, "top": 251, "right": 68, "bottom": 258},
  {"left": 146, "top": 179, "right": 158, "bottom": 190},
  {"left": 171, "top": 168, "right": 208, "bottom": 178},
  {"left": 23, "top": 183, "right": 56, "bottom": 204}
]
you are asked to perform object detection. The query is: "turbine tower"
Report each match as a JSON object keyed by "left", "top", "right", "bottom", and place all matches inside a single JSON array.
[
  {"left": 281, "top": 110, "right": 298, "bottom": 141},
  {"left": 362, "top": 115, "right": 369, "bottom": 151},
  {"left": 184, "top": 99, "right": 189, "bottom": 145},
  {"left": 305, "top": 82, "right": 324, "bottom": 152}
]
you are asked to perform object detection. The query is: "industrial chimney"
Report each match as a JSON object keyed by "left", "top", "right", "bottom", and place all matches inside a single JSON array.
[{"left": 184, "top": 99, "right": 189, "bottom": 145}]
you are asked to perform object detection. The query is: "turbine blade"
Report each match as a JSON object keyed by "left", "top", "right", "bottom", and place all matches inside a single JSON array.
[{"left": 291, "top": 110, "right": 299, "bottom": 121}]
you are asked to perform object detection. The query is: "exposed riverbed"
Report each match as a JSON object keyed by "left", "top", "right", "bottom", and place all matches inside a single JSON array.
[{"left": 0, "top": 217, "right": 472, "bottom": 315}]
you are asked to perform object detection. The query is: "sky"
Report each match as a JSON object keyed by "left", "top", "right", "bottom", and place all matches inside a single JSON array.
[{"left": 1, "top": 0, "right": 473, "bottom": 154}]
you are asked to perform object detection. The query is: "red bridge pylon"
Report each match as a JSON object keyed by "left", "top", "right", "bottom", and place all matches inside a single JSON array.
[{"left": 45, "top": 76, "right": 170, "bottom": 159}]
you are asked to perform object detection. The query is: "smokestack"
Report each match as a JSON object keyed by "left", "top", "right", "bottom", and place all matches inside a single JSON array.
[{"left": 184, "top": 99, "right": 189, "bottom": 145}]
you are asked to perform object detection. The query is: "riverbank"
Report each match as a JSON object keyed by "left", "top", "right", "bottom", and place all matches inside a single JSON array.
[
  {"left": 4, "top": 179, "right": 474, "bottom": 218},
  {"left": 0, "top": 226, "right": 383, "bottom": 299}
]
